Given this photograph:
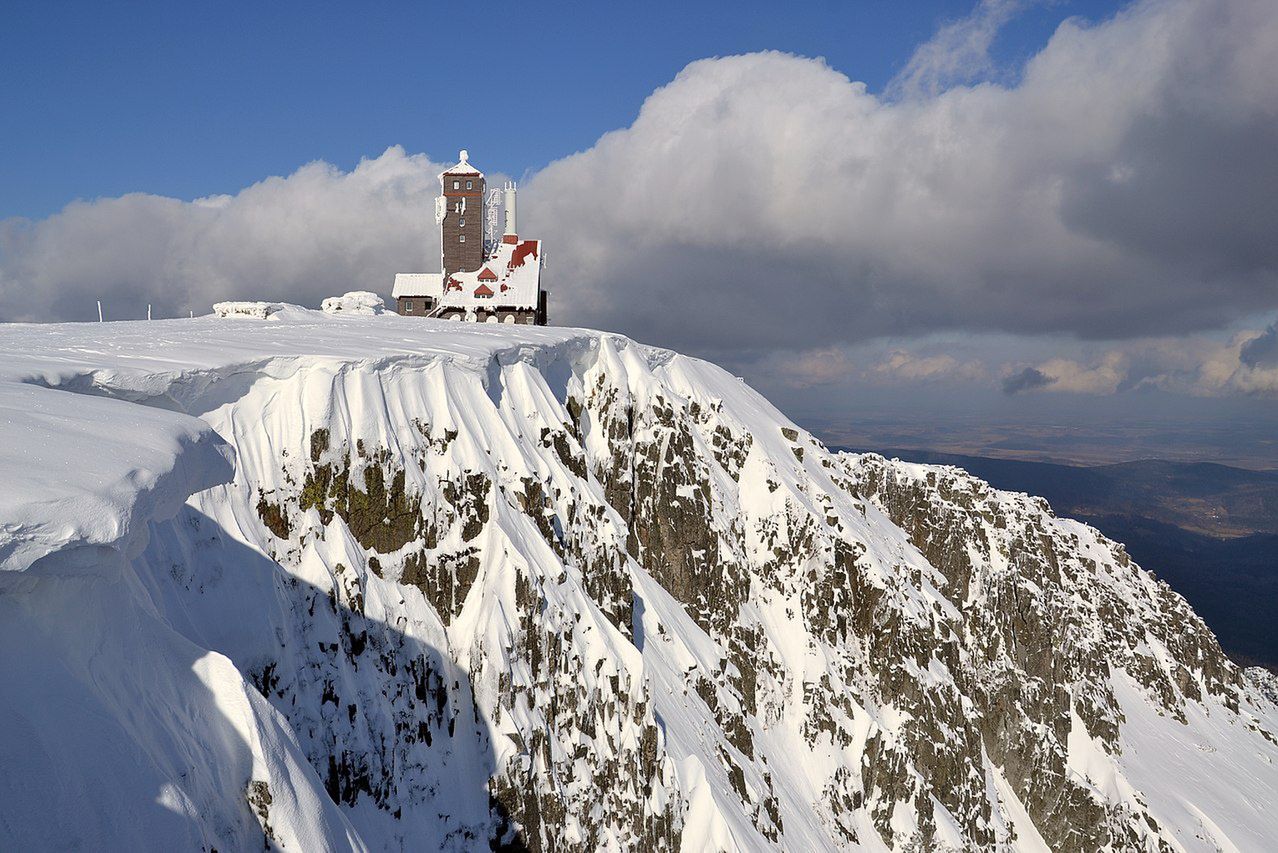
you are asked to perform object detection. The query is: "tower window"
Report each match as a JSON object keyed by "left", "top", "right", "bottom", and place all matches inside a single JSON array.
[
  {"left": 459, "top": 218, "right": 465, "bottom": 226},
  {"left": 453, "top": 180, "right": 459, "bottom": 189},
  {"left": 459, "top": 235, "right": 466, "bottom": 242},
  {"left": 466, "top": 180, "right": 473, "bottom": 189}
]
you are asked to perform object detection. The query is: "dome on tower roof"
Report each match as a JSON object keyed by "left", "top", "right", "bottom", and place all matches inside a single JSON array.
[{"left": 440, "top": 149, "right": 484, "bottom": 178}]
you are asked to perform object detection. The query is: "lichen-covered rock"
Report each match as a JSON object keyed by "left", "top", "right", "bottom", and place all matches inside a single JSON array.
[{"left": 246, "top": 780, "right": 275, "bottom": 848}]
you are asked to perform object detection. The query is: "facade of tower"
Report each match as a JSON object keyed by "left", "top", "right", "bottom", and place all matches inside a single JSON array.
[{"left": 439, "top": 151, "right": 485, "bottom": 283}]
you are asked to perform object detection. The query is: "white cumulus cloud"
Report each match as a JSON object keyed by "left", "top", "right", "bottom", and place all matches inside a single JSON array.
[
  {"left": 524, "top": 0, "right": 1278, "bottom": 351},
  {"left": 871, "top": 350, "right": 987, "bottom": 384},
  {"left": 0, "top": 147, "right": 446, "bottom": 321}
]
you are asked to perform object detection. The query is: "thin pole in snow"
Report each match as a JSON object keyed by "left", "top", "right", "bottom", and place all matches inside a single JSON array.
[
  {"left": 148, "top": 304, "right": 152, "bottom": 321},
  {"left": 97, "top": 300, "right": 103, "bottom": 322}
]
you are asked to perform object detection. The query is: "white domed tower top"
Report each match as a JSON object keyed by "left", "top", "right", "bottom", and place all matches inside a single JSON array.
[{"left": 440, "top": 149, "right": 483, "bottom": 178}]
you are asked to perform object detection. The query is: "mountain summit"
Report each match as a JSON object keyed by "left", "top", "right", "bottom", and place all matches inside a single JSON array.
[{"left": 1, "top": 307, "right": 1274, "bottom": 851}]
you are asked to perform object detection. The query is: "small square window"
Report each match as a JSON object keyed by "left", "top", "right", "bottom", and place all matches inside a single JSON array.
[
  {"left": 404, "top": 300, "right": 414, "bottom": 312},
  {"left": 453, "top": 180, "right": 459, "bottom": 189},
  {"left": 459, "top": 218, "right": 465, "bottom": 226},
  {"left": 460, "top": 235, "right": 466, "bottom": 242},
  {"left": 466, "top": 180, "right": 473, "bottom": 189}
]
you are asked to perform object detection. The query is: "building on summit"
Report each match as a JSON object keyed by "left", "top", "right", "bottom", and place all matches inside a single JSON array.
[{"left": 392, "top": 150, "right": 548, "bottom": 324}]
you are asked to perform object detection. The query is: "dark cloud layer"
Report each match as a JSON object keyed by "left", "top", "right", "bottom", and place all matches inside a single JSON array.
[
  {"left": 1240, "top": 324, "right": 1278, "bottom": 368},
  {"left": 1003, "top": 366, "right": 1053, "bottom": 395}
]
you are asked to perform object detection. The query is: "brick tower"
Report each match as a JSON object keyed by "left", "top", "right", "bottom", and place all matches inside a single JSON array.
[{"left": 438, "top": 150, "right": 485, "bottom": 283}]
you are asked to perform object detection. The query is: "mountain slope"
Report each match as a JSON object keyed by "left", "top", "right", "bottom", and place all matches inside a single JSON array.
[
  {"left": 838, "top": 448, "right": 1278, "bottom": 670},
  {"left": 1, "top": 308, "right": 1275, "bottom": 851},
  {"left": 843, "top": 449, "right": 1278, "bottom": 539}
]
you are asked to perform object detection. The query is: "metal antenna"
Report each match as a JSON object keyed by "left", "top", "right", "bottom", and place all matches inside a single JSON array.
[{"left": 484, "top": 187, "right": 502, "bottom": 257}]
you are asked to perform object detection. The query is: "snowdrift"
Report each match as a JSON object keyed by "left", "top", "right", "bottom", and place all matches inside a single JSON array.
[
  {"left": 0, "top": 307, "right": 1275, "bottom": 851},
  {"left": 322, "top": 291, "right": 386, "bottom": 315}
]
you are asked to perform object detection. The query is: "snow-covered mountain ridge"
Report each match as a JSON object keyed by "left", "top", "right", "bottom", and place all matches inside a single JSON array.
[{"left": 1, "top": 307, "right": 1274, "bottom": 851}]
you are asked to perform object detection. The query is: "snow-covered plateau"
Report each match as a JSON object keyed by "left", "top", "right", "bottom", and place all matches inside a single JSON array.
[{"left": 1, "top": 306, "right": 1275, "bottom": 851}]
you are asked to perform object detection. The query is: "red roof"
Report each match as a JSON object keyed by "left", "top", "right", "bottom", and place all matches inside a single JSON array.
[
  {"left": 508, "top": 240, "right": 539, "bottom": 270},
  {"left": 501, "top": 234, "right": 519, "bottom": 245},
  {"left": 477, "top": 266, "right": 498, "bottom": 281},
  {"left": 445, "top": 277, "right": 462, "bottom": 292},
  {"left": 474, "top": 283, "right": 494, "bottom": 297}
]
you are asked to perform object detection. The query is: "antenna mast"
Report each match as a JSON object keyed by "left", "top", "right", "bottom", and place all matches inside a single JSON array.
[{"left": 483, "top": 188, "right": 502, "bottom": 257}]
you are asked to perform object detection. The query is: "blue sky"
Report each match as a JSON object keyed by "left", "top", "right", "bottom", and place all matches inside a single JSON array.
[{"left": 1, "top": 0, "right": 1117, "bottom": 219}]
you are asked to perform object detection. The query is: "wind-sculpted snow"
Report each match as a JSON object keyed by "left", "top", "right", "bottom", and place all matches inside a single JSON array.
[{"left": 0, "top": 307, "right": 1275, "bottom": 851}]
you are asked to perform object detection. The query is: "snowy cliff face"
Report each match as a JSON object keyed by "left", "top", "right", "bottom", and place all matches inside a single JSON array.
[{"left": 1, "top": 309, "right": 1276, "bottom": 852}]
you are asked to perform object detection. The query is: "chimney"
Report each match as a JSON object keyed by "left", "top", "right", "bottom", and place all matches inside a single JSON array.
[{"left": 504, "top": 182, "right": 517, "bottom": 236}]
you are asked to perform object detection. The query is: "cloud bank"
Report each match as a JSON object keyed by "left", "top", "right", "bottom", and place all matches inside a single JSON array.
[
  {"left": 997, "top": 323, "right": 1278, "bottom": 396},
  {"left": 526, "top": 0, "right": 1278, "bottom": 352},
  {"left": 0, "top": 148, "right": 445, "bottom": 322}
]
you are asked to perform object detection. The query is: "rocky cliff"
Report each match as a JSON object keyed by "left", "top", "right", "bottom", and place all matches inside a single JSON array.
[{"left": 1, "top": 309, "right": 1274, "bottom": 851}]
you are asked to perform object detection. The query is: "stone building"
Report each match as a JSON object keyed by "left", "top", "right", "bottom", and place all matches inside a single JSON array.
[
  {"left": 393, "top": 150, "right": 548, "bottom": 324},
  {"left": 439, "top": 155, "right": 484, "bottom": 283}
]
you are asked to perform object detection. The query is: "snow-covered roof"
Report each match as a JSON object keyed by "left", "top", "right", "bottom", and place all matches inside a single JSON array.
[
  {"left": 392, "top": 273, "right": 443, "bottom": 298},
  {"left": 439, "top": 149, "right": 483, "bottom": 178},
  {"left": 438, "top": 238, "right": 541, "bottom": 311},
  {"left": 392, "top": 238, "right": 542, "bottom": 313}
]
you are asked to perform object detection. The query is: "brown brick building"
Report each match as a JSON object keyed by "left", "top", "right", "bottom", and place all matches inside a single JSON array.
[{"left": 439, "top": 154, "right": 485, "bottom": 282}]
